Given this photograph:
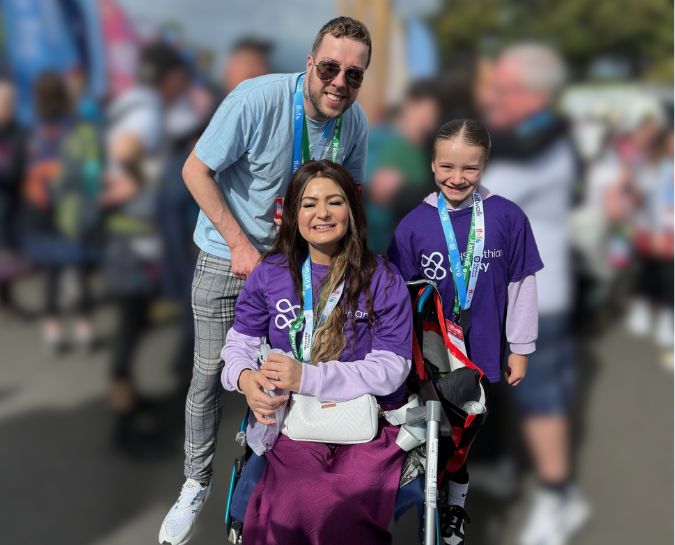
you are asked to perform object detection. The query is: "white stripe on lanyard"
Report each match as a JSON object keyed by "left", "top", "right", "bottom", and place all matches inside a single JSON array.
[
  {"left": 437, "top": 191, "right": 486, "bottom": 310},
  {"left": 299, "top": 255, "right": 345, "bottom": 362},
  {"left": 291, "top": 73, "right": 337, "bottom": 175}
]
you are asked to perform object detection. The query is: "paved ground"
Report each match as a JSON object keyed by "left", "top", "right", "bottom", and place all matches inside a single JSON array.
[{"left": 2, "top": 273, "right": 672, "bottom": 545}]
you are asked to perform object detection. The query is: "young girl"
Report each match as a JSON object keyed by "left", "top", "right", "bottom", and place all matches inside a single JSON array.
[
  {"left": 388, "top": 119, "right": 543, "bottom": 545},
  {"left": 221, "top": 160, "right": 413, "bottom": 545}
]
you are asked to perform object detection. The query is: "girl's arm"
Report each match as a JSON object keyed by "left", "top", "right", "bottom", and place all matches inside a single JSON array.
[
  {"left": 298, "top": 350, "right": 411, "bottom": 401},
  {"left": 506, "top": 274, "right": 538, "bottom": 354},
  {"left": 222, "top": 328, "right": 287, "bottom": 424},
  {"left": 220, "top": 327, "right": 264, "bottom": 393},
  {"left": 221, "top": 262, "right": 271, "bottom": 393},
  {"left": 299, "top": 266, "right": 413, "bottom": 401}
]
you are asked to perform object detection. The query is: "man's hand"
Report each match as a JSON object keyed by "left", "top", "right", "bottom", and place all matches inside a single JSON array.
[
  {"left": 238, "top": 369, "right": 288, "bottom": 424},
  {"left": 260, "top": 352, "right": 303, "bottom": 392},
  {"left": 504, "top": 353, "right": 528, "bottom": 386},
  {"left": 182, "top": 151, "right": 261, "bottom": 276},
  {"left": 230, "top": 235, "right": 261, "bottom": 277}
]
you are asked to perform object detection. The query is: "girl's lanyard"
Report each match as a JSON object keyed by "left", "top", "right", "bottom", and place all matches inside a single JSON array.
[
  {"left": 288, "top": 255, "right": 345, "bottom": 362},
  {"left": 437, "top": 191, "right": 486, "bottom": 337},
  {"left": 291, "top": 73, "right": 342, "bottom": 175}
]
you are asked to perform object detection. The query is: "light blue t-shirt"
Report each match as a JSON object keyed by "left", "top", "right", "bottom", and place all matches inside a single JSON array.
[{"left": 193, "top": 72, "right": 369, "bottom": 259}]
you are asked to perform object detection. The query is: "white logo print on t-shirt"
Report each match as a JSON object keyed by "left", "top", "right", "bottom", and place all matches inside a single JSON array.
[
  {"left": 421, "top": 252, "right": 447, "bottom": 280},
  {"left": 274, "top": 299, "right": 300, "bottom": 330}
]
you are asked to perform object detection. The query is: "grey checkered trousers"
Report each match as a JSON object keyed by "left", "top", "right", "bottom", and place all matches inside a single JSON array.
[{"left": 184, "top": 250, "right": 245, "bottom": 482}]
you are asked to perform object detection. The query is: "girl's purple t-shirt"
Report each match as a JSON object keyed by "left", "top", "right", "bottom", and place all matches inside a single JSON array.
[
  {"left": 387, "top": 194, "right": 543, "bottom": 382},
  {"left": 232, "top": 254, "right": 413, "bottom": 402}
]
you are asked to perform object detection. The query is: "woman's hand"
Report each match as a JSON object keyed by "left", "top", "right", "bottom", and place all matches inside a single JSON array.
[
  {"left": 260, "top": 352, "right": 303, "bottom": 392},
  {"left": 504, "top": 353, "right": 528, "bottom": 386},
  {"left": 238, "top": 369, "right": 288, "bottom": 425}
]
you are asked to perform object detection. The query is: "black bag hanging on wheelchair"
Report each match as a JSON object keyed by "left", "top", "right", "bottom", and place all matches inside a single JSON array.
[{"left": 407, "top": 280, "right": 489, "bottom": 482}]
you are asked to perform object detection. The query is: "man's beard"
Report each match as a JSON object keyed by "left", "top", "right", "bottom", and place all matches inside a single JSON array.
[{"left": 305, "top": 70, "right": 354, "bottom": 120}]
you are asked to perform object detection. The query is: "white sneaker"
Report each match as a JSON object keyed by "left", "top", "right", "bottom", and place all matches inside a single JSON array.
[
  {"left": 159, "top": 479, "right": 211, "bottom": 545},
  {"left": 518, "top": 487, "right": 591, "bottom": 545},
  {"left": 625, "top": 299, "right": 651, "bottom": 337}
]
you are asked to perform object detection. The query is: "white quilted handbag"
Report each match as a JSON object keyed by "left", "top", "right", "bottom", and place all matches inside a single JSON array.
[{"left": 280, "top": 392, "right": 380, "bottom": 444}]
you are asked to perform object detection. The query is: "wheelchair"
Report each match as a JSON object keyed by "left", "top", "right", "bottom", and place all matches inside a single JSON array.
[{"left": 223, "top": 280, "right": 488, "bottom": 545}]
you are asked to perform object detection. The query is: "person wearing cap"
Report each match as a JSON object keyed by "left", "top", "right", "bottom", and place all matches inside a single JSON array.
[{"left": 159, "top": 17, "right": 371, "bottom": 545}]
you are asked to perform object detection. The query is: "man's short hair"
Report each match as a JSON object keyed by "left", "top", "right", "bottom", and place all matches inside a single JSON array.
[
  {"left": 311, "top": 17, "right": 372, "bottom": 68},
  {"left": 406, "top": 79, "right": 441, "bottom": 103},
  {"left": 501, "top": 43, "right": 567, "bottom": 95},
  {"left": 230, "top": 37, "right": 273, "bottom": 57},
  {"left": 137, "top": 42, "right": 187, "bottom": 87}
]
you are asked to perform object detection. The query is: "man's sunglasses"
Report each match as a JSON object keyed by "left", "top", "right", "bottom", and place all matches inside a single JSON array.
[{"left": 314, "top": 60, "right": 364, "bottom": 89}]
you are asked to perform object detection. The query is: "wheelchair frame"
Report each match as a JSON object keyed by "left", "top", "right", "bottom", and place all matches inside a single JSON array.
[{"left": 224, "top": 400, "right": 443, "bottom": 545}]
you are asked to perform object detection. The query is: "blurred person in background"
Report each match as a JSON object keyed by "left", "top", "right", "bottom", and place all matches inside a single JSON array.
[
  {"left": 569, "top": 114, "right": 633, "bottom": 305},
  {"left": 624, "top": 120, "right": 674, "bottom": 368},
  {"left": 365, "top": 80, "right": 441, "bottom": 254},
  {"left": 219, "top": 37, "right": 273, "bottom": 98},
  {"left": 159, "top": 17, "right": 370, "bottom": 545},
  {"left": 158, "top": 89, "right": 213, "bottom": 384},
  {"left": 480, "top": 43, "right": 591, "bottom": 545},
  {"left": 21, "top": 71, "right": 100, "bottom": 353},
  {"left": 102, "top": 42, "right": 190, "bottom": 455},
  {"left": 0, "top": 78, "right": 27, "bottom": 313}
]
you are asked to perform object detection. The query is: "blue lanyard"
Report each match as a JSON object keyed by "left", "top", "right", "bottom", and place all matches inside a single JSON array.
[
  {"left": 291, "top": 73, "right": 339, "bottom": 175},
  {"left": 437, "top": 191, "right": 486, "bottom": 311},
  {"left": 291, "top": 255, "right": 345, "bottom": 362}
]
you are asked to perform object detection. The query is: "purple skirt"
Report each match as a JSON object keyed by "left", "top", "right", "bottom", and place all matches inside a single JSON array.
[{"left": 243, "top": 420, "right": 406, "bottom": 545}]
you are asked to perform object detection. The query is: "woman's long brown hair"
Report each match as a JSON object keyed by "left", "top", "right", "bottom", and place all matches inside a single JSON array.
[{"left": 265, "top": 160, "right": 379, "bottom": 363}]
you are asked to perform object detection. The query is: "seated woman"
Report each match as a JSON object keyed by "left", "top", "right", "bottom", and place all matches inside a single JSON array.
[{"left": 221, "top": 160, "right": 413, "bottom": 545}]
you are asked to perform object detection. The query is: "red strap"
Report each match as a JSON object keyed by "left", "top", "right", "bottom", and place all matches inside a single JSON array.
[
  {"left": 445, "top": 445, "right": 472, "bottom": 474},
  {"left": 411, "top": 330, "right": 427, "bottom": 381},
  {"left": 431, "top": 290, "right": 485, "bottom": 378}
]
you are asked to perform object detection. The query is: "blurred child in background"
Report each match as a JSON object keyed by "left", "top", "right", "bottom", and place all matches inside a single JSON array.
[{"left": 21, "top": 72, "right": 100, "bottom": 352}]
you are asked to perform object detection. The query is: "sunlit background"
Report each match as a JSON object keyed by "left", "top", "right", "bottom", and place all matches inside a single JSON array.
[{"left": 0, "top": 1, "right": 672, "bottom": 544}]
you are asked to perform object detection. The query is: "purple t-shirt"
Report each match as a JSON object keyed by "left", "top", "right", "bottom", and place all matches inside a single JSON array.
[
  {"left": 232, "top": 254, "right": 413, "bottom": 402},
  {"left": 388, "top": 194, "right": 543, "bottom": 382}
]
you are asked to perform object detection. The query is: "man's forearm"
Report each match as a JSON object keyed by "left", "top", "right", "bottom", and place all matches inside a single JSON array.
[{"left": 182, "top": 150, "right": 248, "bottom": 248}]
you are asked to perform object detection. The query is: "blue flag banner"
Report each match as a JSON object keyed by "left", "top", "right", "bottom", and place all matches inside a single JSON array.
[
  {"left": 405, "top": 18, "right": 438, "bottom": 81},
  {"left": 60, "top": 0, "right": 107, "bottom": 100},
  {"left": 1, "top": 0, "right": 80, "bottom": 124}
]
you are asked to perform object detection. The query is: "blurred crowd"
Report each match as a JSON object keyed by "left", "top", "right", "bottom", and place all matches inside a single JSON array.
[
  {"left": 0, "top": 7, "right": 672, "bottom": 545},
  {"left": 363, "top": 47, "right": 674, "bottom": 367},
  {"left": 0, "top": 35, "right": 274, "bottom": 452}
]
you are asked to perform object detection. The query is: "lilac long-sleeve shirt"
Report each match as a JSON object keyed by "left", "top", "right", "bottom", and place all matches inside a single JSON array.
[{"left": 221, "top": 328, "right": 411, "bottom": 402}]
